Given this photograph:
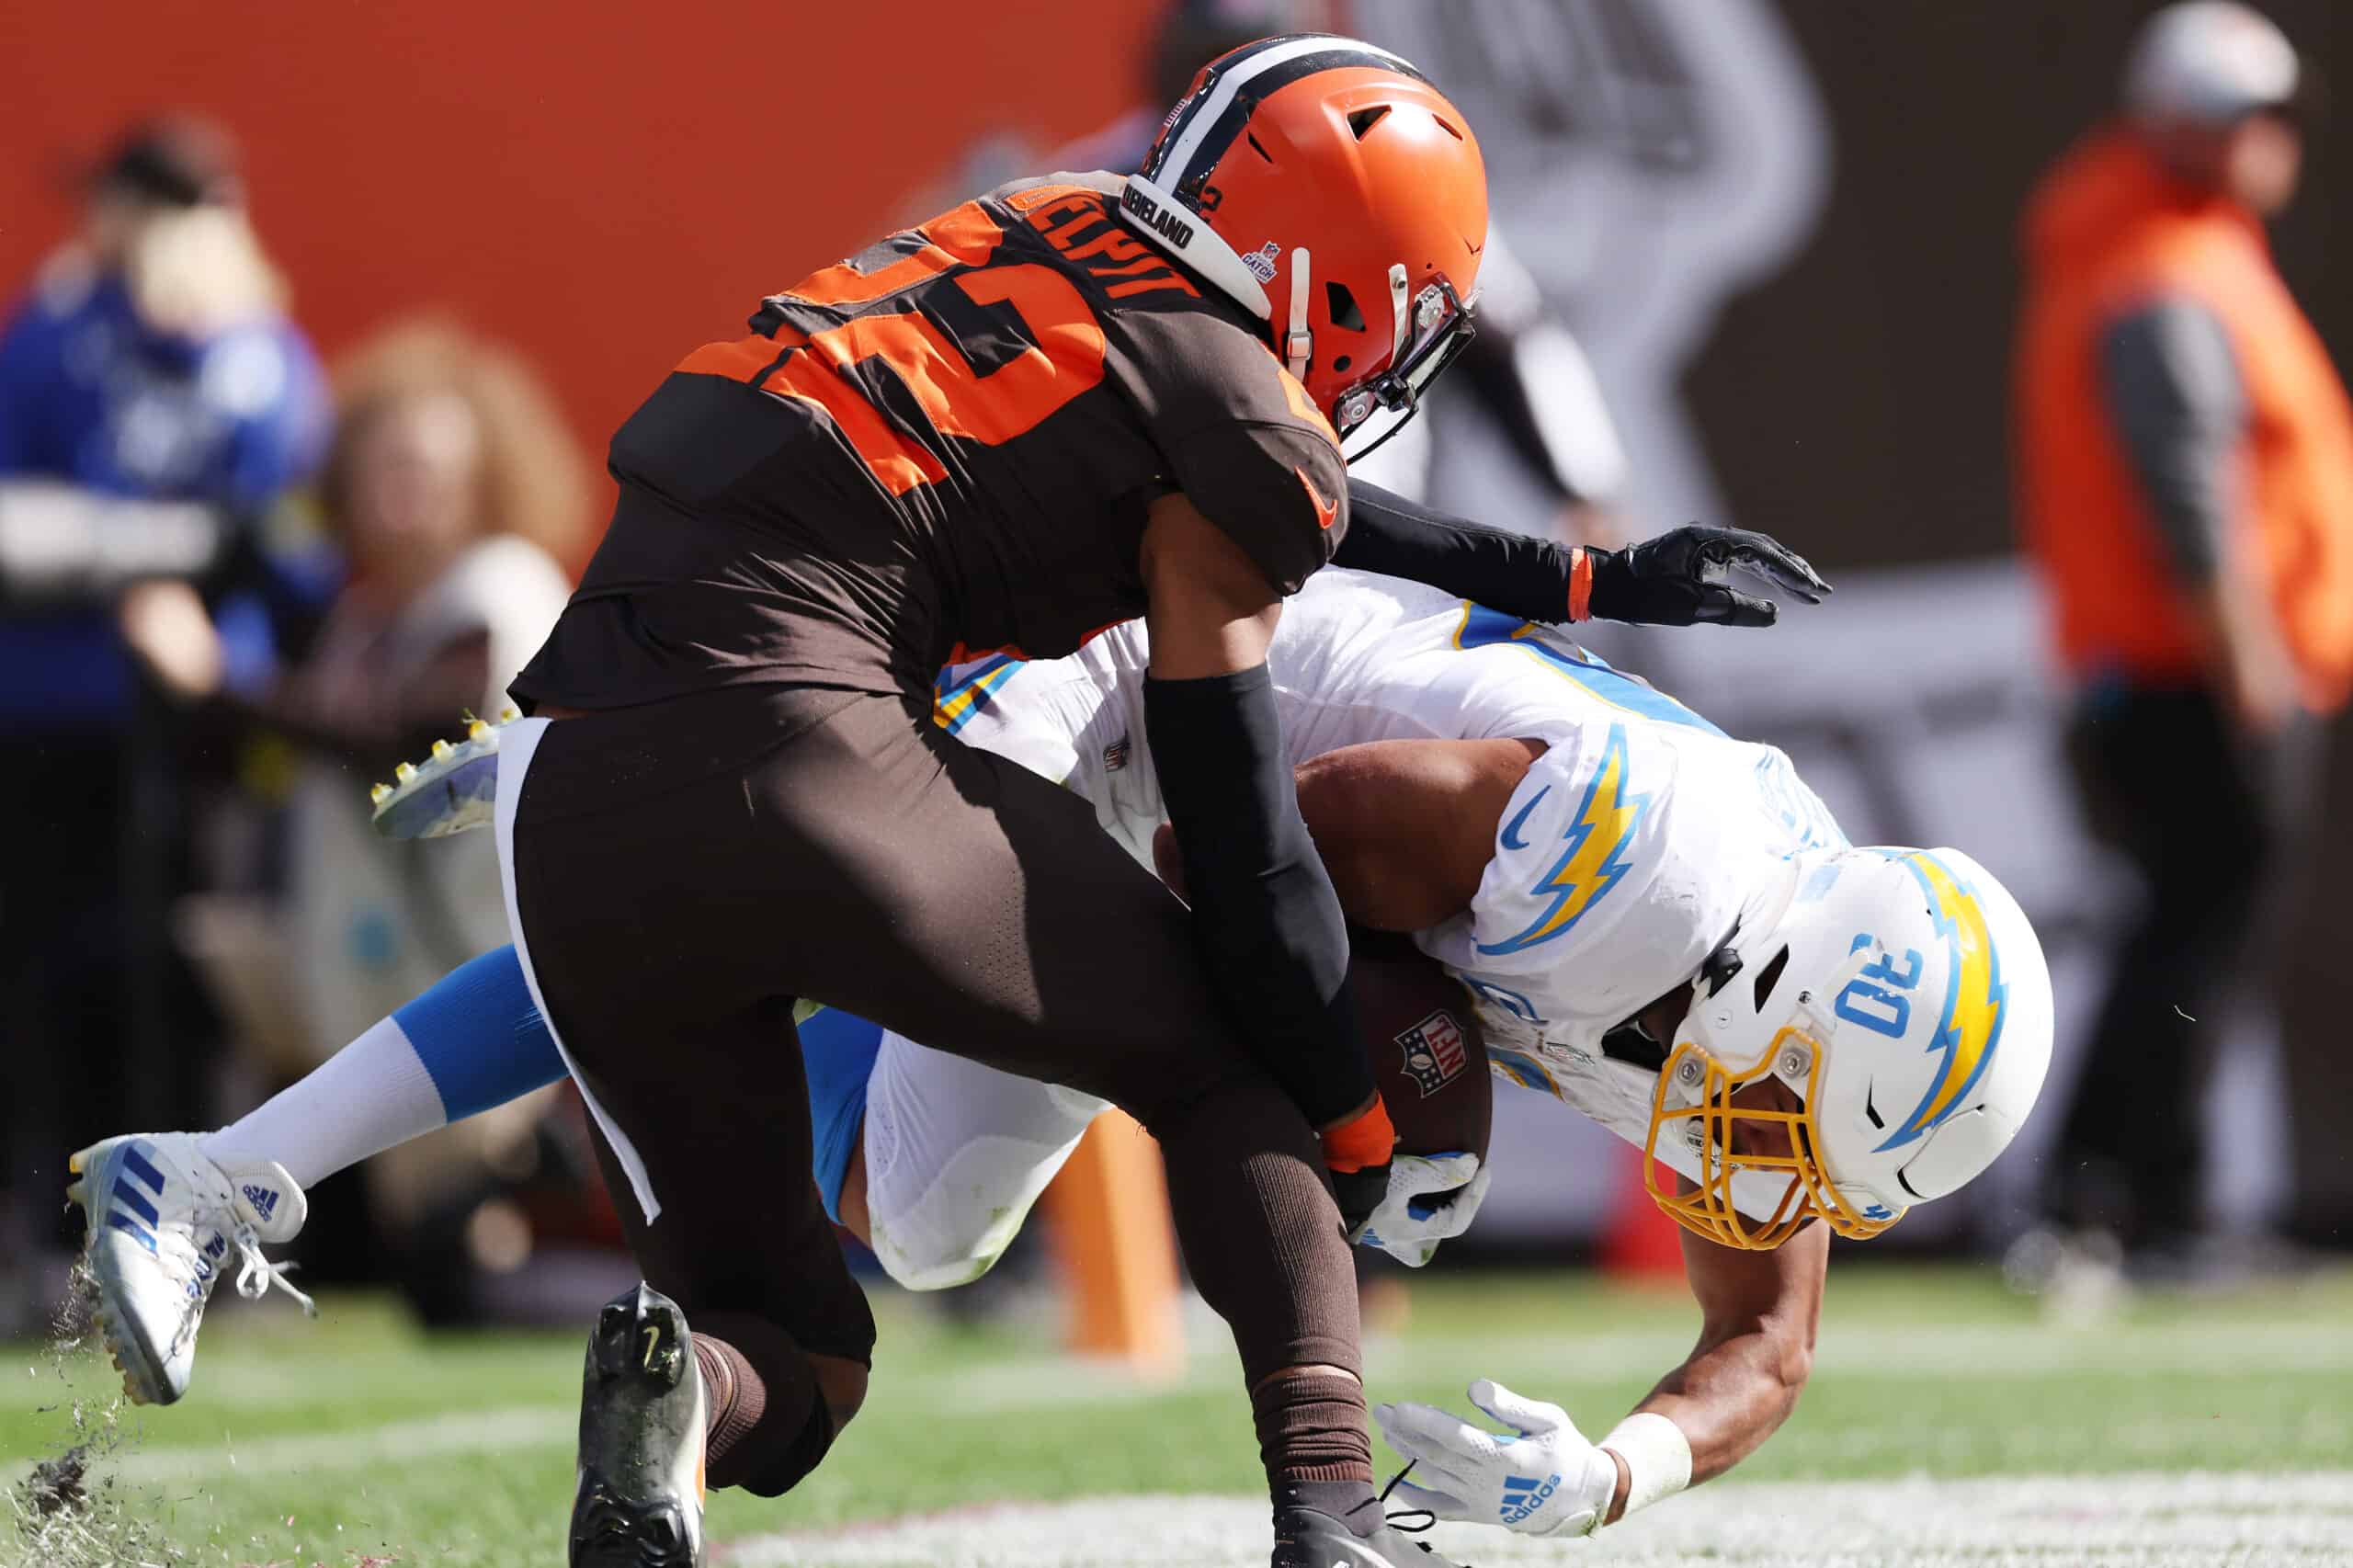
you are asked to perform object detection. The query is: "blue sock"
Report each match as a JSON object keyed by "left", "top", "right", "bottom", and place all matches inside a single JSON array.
[
  {"left": 390, "top": 949, "right": 881, "bottom": 1221},
  {"left": 393, "top": 946, "right": 568, "bottom": 1120},
  {"left": 801, "top": 1007, "right": 886, "bottom": 1223}
]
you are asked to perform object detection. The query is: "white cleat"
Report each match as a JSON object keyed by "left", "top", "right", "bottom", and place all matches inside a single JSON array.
[
  {"left": 67, "top": 1133, "right": 313, "bottom": 1405},
  {"left": 369, "top": 710, "right": 517, "bottom": 840}
]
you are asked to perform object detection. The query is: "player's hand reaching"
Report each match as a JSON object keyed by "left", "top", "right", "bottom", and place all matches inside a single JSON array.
[
  {"left": 1358, "top": 1152, "right": 1489, "bottom": 1267},
  {"left": 1583, "top": 524, "right": 1830, "bottom": 628},
  {"left": 1374, "top": 1380, "right": 1620, "bottom": 1538}
]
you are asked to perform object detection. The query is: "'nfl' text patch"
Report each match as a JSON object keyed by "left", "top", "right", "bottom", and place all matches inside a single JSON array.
[{"left": 1395, "top": 1009, "right": 1468, "bottom": 1097}]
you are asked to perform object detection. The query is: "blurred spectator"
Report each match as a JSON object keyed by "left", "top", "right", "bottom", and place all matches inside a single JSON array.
[
  {"left": 0, "top": 116, "right": 328, "bottom": 1306},
  {"left": 124, "top": 319, "right": 589, "bottom": 1317},
  {"left": 2014, "top": 3, "right": 2353, "bottom": 1274}
]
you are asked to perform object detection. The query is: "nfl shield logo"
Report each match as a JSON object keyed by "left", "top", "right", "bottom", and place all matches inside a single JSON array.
[{"left": 1394, "top": 1009, "right": 1468, "bottom": 1097}]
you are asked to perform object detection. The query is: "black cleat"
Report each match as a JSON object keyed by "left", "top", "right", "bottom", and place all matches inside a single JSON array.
[
  {"left": 1271, "top": 1506, "right": 1464, "bottom": 1568},
  {"left": 570, "top": 1283, "right": 708, "bottom": 1568}
]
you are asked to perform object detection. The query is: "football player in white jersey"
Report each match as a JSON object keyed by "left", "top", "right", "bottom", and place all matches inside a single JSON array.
[
  {"left": 71, "top": 566, "right": 2052, "bottom": 1546},
  {"left": 893, "top": 568, "right": 2054, "bottom": 1537}
]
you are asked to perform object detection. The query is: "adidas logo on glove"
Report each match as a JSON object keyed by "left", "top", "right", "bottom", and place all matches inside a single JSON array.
[{"left": 1499, "top": 1472, "right": 1562, "bottom": 1527}]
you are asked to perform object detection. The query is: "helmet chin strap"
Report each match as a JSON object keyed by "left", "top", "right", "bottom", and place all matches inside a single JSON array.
[
  {"left": 1387, "top": 262, "right": 1411, "bottom": 366},
  {"left": 1284, "top": 247, "right": 1313, "bottom": 383}
]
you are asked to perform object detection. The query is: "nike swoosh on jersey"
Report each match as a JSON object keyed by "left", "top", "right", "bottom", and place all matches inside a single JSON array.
[
  {"left": 1295, "top": 464, "right": 1340, "bottom": 530},
  {"left": 1498, "top": 785, "right": 1552, "bottom": 850}
]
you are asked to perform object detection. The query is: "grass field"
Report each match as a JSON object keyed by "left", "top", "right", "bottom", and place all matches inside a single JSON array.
[{"left": 5, "top": 1261, "right": 2350, "bottom": 1566}]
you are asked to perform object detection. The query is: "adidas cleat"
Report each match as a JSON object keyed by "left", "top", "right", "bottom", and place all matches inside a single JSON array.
[
  {"left": 369, "top": 710, "right": 518, "bottom": 840},
  {"left": 67, "top": 1134, "right": 311, "bottom": 1405},
  {"left": 1271, "top": 1506, "right": 1461, "bottom": 1568},
  {"left": 571, "top": 1283, "right": 708, "bottom": 1568}
]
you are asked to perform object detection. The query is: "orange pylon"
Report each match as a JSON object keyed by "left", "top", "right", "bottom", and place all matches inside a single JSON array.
[
  {"left": 1600, "top": 1145, "right": 1688, "bottom": 1281},
  {"left": 1041, "top": 1109, "right": 1186, "bottom": 1379}
]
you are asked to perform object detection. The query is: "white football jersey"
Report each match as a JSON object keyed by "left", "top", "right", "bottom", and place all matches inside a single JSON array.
[{"left": 933, "top": 569, "right": 1846, "bottom": 1153}]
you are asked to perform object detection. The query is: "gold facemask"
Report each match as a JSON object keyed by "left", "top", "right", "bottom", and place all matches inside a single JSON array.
[{"left": 1643, "top": 1026, "right": 1904, "bottom": 1251}]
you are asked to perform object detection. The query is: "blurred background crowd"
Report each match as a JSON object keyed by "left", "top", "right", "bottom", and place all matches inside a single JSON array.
[{"left": 3, "top": 0, "right": 2348, "bottom": 1335}]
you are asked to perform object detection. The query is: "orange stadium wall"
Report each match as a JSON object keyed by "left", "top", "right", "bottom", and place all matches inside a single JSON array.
[{"left": 0, "top": 1, "right": 1153, "bottom": 485}]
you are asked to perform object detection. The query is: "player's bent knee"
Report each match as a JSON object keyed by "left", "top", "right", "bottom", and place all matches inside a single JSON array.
[
  {"left": 812, "top": 1351, "right": 869, "bottom": 1428},
  {"left": 876, "top": 1220, "right": 1018, "bottom": 1292},
  {"left": 733, "top": 1393, "right": 843, "bottom": 1499},
  {"left": 865, "top": 1119, "right": 1097, "bottom": 1291}
]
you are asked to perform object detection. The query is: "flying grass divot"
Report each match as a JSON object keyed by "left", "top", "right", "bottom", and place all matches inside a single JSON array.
[{"left": 6, "top": 1268, "right": 182, "bottom": 1568}]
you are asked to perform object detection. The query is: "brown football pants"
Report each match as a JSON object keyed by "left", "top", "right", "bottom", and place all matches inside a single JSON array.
[{"left": 508, "top": 685, "right": 1364, "bottom": 1493}]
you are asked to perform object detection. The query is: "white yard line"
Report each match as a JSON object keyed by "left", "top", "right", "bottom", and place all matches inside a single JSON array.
[{"left": 720, "top": 1471, "right": 2353, "bottom": 1568}]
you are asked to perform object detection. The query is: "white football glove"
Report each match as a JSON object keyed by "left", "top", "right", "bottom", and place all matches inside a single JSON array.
[
  {"left": 1374, "top": 1379, "right": 1619, "bottom": 1538},
  {"left": 1357, "top": 1152, "right": 1490, "bottom": 1267}
]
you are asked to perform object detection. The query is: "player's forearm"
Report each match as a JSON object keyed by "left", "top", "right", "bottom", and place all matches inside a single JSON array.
[
  {"left": 1144, "top": 665, "right": 1374, "bottom": 1130},
  {"left": 1336, "top": 480, "right": 1579, "bottom": 623},
  {"left": 1621, "top": 1317, "right": 1813, "bottom": 1503},
  {"left": 1141, "top": 495, "right": 1380, "bottom": 1133}
]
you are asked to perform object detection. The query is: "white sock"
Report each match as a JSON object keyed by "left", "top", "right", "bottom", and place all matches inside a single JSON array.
[{"left": 202, "top": 1015, "right": 449, "bottom": 1190}]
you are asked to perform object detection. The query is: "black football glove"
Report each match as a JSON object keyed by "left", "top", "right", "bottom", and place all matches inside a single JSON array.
[
  {"left": 1585, "top": 524, "right": 1830, "bottom": 628},
  {"left": 1329, "top": 1162, "right": 1392, "bottom": 1244}
]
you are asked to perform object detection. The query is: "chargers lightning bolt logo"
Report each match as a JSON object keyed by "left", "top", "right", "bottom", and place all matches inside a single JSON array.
[
  {"left": 1874, "top": 853, "right": 2007, "bottom": 1151},
  {"left": 1477, "top": 723, "right": 1648, "bottom": 955}
]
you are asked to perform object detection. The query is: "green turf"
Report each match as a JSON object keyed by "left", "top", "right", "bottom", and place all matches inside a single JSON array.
[{"left": 4, "top": 1261, "right": 2348, "bottom": 1566}]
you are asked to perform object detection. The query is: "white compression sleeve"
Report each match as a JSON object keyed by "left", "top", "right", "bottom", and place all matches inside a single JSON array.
[{"left": 202, "top": 1014, "right": 449, "bottom": 1190}]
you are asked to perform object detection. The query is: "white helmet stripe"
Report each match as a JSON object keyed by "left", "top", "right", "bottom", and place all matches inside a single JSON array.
[{"left": 1154, "top": 34, "right": 1416, "bottom": 192}]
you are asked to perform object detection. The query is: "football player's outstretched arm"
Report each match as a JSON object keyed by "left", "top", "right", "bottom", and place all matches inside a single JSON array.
[
  {"left": 1626, "top": 1218, "right": 1826, "bottom": 1496},
  {"left": 1138, "top": 493, "right": 1394, "bottom": 1219},
  {"left": 1339, "top": 480, "right": 1832, "bottom": 629},
  {"left": 1375, "top": 1217, "right": 1825, "bottom": 1537}
]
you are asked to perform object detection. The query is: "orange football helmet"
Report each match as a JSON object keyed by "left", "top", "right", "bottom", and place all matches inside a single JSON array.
[{"left": 1118, "top": 34, "right": 1488, "bottom": 451}]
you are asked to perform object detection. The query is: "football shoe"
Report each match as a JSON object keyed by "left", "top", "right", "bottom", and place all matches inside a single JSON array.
[
  {"left": 570, "top": 1283, "right": 708, "bottom": 1568},
  {"left": 368, "top": 710, "right": 517, "bottom": 840},
  {"left": 67, "top": 1133, "right": 310, "bottom": 1404},
  {"left": 1271, "top": 1505, "right": 1459, "bottom": 1568}
]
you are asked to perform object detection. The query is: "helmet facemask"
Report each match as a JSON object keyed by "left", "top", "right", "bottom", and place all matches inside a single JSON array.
[
  {"left": 1327, "top": 268, "right": 1476, "bottom": 460},
  {"left": 1642, "top": 945, "right": 1906, "bottom": 1251}
]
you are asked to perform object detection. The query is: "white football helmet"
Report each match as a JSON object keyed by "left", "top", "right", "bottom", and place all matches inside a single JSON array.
[{"left": 1643, "top": 845, "right": 2054, "bottom": 1249}]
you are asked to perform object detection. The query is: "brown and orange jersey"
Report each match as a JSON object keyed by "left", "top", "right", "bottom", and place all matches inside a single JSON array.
[{"left": 514, "top": 177, "right": 1347, "bottom": 712}]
